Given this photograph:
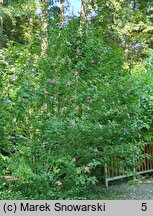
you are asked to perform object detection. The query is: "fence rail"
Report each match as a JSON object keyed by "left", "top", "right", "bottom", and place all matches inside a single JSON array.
[{"left": 104, "top": 144, "right": 153, "bottom": 187}]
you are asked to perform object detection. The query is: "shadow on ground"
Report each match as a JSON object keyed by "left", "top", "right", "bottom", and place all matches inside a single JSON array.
[{"left": 85, "top": 175, "right": 153, "bottom": 200}]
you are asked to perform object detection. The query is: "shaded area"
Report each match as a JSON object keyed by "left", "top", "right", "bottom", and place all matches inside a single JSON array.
[
  {"left": 1, "top": 175, "right": 153, "bottom": 200},
  {"left": 84, "top": 175, "right": 153, "bottom": 200}
]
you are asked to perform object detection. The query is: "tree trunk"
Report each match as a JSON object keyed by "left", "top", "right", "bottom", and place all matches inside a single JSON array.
[
  {"left": 0, "top": 0, "right": 4, "bottom": 47},
  {"left": 41, "top": 0, "right": 48, "bottom": 56},
  {"left": 79, "top": 0, "right": 86, "bottom": 34},
  {"left": 60, "top": 0, "right": 64, "bottom": 29}
]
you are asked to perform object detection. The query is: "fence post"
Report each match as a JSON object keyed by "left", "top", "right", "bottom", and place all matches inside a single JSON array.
[
  {"left": 104, "top": 162, "right": 108, "bottom": 187},
  {"left": 133, "top": 153, "right": 136, "bottom": 173},
  {"left": 103, "top": 146, "right": 109, "bottom": 187}
]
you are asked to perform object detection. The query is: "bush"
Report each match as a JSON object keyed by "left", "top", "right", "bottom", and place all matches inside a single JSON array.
[{"left": 1, "top": 18, "right": 151, "bottom": 199}]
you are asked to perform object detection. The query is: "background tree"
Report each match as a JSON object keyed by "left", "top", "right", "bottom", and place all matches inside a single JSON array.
[
  {"left": 0, "top": 0, "right": 5, "bottom": 47},
  {"left": 88, "top": 0, "right": 153, "bottom": 70},
  {"left": 60, "top": 0, "right": 64, "bottom": 29},
  {"left": 79, "top": 0, "right": 87, "bottom": 33}
]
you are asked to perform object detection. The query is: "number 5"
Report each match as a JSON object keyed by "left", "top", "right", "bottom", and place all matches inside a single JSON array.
[{"left": 141, "top": 203, "right": 147, "bottom": 211}]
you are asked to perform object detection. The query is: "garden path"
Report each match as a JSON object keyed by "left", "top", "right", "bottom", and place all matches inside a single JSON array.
[{"left": 106, "top": 177, "right": 153, "bottom": 200}]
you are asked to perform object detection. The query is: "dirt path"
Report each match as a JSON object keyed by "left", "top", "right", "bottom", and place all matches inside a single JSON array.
[{"left": 107, "top": 178, "right": 153, "bottom": 200}]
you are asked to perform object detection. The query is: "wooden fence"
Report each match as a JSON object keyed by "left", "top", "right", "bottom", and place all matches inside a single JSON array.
[{"left": 104, "top": 144, "right": 153, "bottom": 187}]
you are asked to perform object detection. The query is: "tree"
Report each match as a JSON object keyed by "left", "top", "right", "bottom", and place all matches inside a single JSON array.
[
  {"left": 88, "top": 0, "right": 153, "bottom": 70},
  {"left": 41, "top": 0, "right": 49, "bottom": 55},
  {"left": 60, "top": 0, "right": 64, "bottom": 29},
  {"left": 0, "top": 0, "right": 4, "bottom": 47},
  {"left": 79, "top": 0, "right": 87, "bottom": 34}
]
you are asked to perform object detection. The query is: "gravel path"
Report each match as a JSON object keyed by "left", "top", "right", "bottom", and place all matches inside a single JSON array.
[{"left": 107, "top": 178, "right": 153, "bottom": 200}]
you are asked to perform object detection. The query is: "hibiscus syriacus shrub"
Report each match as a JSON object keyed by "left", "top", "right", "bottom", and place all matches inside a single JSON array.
[{"left": 1, "top": 20, "right": 146, "bottom": 199}]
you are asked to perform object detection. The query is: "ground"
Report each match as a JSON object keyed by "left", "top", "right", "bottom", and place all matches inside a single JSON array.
[
  {"left": 85, "top": 174, "right": 153, "bottom": 200},
  {"left": 106, "top": 178, "right": 153, "bottom": 200}
]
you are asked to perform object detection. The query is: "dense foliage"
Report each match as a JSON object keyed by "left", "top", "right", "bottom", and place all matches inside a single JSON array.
[{"left": 0, "top": 0, "right": 153, "bottom": 199}]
